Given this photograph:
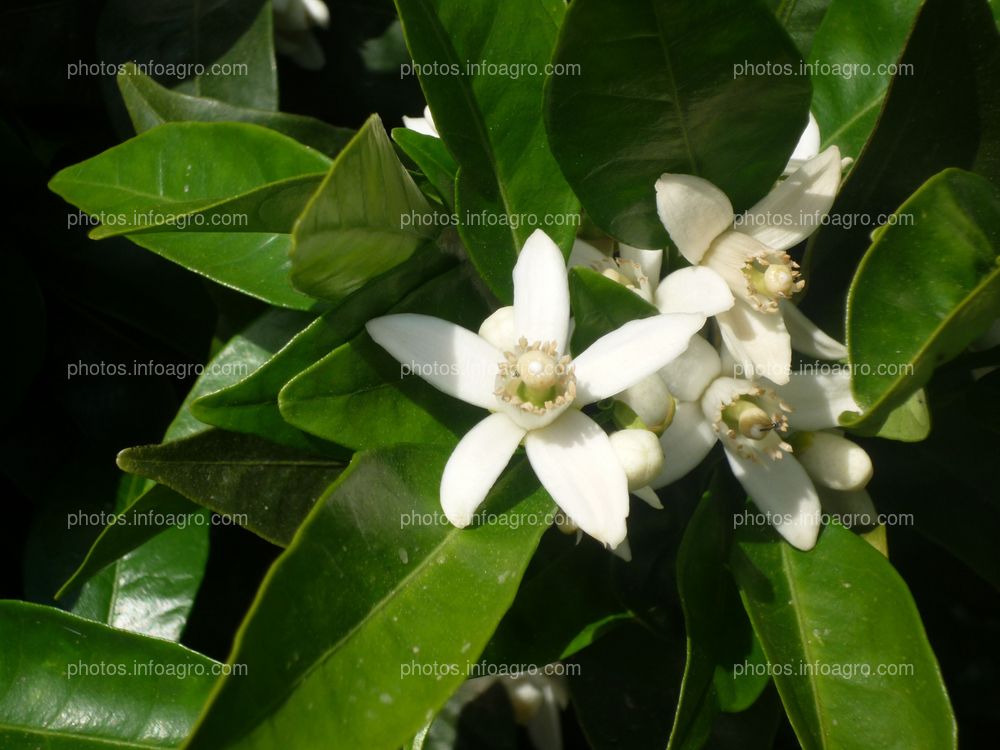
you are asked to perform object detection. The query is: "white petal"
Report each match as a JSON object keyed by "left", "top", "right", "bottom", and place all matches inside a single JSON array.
[
  {"left": 478, "top": 306, "right": 517, "bottom": 352},
  {"left": 655, "top": 266, "right": 735, "bottom": 317},
  {"left": 784, "top": 112, "right": 821, "bottom": 174},
  {"left": 633, "top": 486, "right": 663, "bottom": 509},
  {"left": 514, "top": 230, "right": 571, "bottom": 353},
  {"left": 440, "top": 413, "right": 525, "bottom": 527},
  {"left": 724, "top": 445, "right": 821, "bottom": 551},
  {"left": 777, "top": 370, "right": 859, "bottom": 431},
  {"left": 654, "top": 174, "right": 734, "bottom": 264},
  {"left": 568, "top": 238, "right": 606, "bottom": 268},
  {"left": 619, "top": 245, "right": 663, "bottom": 289},
  {"left": 366, "top": 314, "right": 501, "bottom": 409},
  {"left": 525, "top": 410, "right": 629, "bottom": 547},
  {"left": 781, "top": 300, "right": 848, "bottom": 360},
  {"left": 796, "top": 431, "right": 873, "bottom": 491},
  {"left": 609, "top": 429, "right": 664, "bottom": 490},
  {"left": 616, "top": 374, "right": 675, "bottom": 430},
  {"left": 717, "top": 302, "right": 792, "bottom": 384},
  {"left": 736, "top": 146, "right": 842, "bottom": 252},
  {"left": 574, "top": 313, "right": 706, "bottom": 404},
  {"left": 659, "top": 335, "right": 722, "bottom": 403},
  {"left": 650, "top": 402, "right": 718, "bottom": 488},
  {"left": 401, "top": 112, "right": 438, "bottom": 138}
]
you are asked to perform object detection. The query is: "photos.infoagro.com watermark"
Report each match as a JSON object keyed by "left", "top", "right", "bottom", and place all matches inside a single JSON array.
[
  {"left": 66, "top": 360, "right": 250, "bottom": 380},
  {"left": 66, "top": 659, "right": 247, "bottom": 680},
  {"left": 67, "top": 209, "right": 248, "bottom": 232},
  {"left": 66, "top": 60, "right": 249, "bottom": 80}
]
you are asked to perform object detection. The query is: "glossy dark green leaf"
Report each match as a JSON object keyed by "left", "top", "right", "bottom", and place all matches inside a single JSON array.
[
  {"left": 844, "top": 169, "right": 1000, "bottom": 433},
  {"left": 802, "top": 0, "right": 1000, "bottom": 335},
  {"left": 568, "top": 267, "right": 658, "bottom": 353},
  {"left": 289, "top": 115, "right": 439, "bottom": 302},
  {"left": 731, "top": 521, "right": 956, "bottom": 749},
  {"left": 279, "top": 266, "right": 492, "bottom": 450},
  {"left": 70, "top": 473, "right": 210, "bottom": 641},
  {"left": 58, "top": 309, "right": 312, "bottom": 598},
  {"left": 182, "top": 445, "right": 554, "bottom": 750},
  {"left": 49, "top": 123, "right": 331, "bottom": 310},
  {"left": 192, "top": 249, "right": 454, "bottom": 451},
  {"left": 766, "top": 0, "right": 832, "bottom": 55},
  {"left": 569, "top": 621, "right": 683, "bottom": 750},
  {"left": 395, "top": 0, "right": 580, "bottom": 302},
  {"left": 809, "top": 0, "right": 923, "bottom": 159},
  {"left": 392, "top": 127, "right": 459, "bottom": 209},
  {"left": 118, "top": 430, "right": 345, "bottom": 546},
  {"left": 118, "top": 64, "right": 354, "bottom": 157},
  {"left": 545, "top": 0, "right": 810, "bottom": 247},
  {"left": 669, "top": 479, "right": 767, "bottom": 750},
  {"left": 0, "top": 601, "right": 219, "bottom": 748},
  {"left": 98, "top": 0, "right": 277, "bottom": 110}
]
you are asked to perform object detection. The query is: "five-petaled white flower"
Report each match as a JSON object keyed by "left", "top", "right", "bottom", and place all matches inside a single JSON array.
[
  {"left": 654, "top": 146, "right": 843, "bottom": 384},
  {"left": 649, "top": 338, "right": 872, "bottom": 550},
  {"left": 366, "top": 230, "right": 711, "bottom": 547}
]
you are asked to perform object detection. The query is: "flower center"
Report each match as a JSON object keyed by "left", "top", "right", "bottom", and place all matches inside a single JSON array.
[
  {"left": 722, "top": 398, "right": 778, "bottom": 440},
  {"left": 496, "top": 338, "right": 576, "bottom": 414},
  {"left": 743, "top": 253, "right": 804, "bottom": 311},
  {"left": 705, "top": 380, "right": 793, "bottom": 462}
]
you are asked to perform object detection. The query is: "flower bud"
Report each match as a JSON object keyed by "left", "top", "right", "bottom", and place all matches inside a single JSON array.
[{"left": 609, "top": 429, "right": 665, "bottom": 490}]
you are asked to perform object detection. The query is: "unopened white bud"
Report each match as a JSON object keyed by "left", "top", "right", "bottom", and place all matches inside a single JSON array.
[{"left": 609, "top": 429, "right": 664, "bottom": 490}]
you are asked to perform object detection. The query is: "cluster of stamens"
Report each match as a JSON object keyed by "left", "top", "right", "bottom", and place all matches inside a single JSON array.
[
  {"left": 495, "top": 338, "right": 576, "bottom": 415},
  {"left": 591, "top": 258, "right": 652, "bottom": 301},
  {"left": 719, "top": 387, "right": 792, "bottom": 461},
  {"left": 743, "top": 253, "right": 804, "bottom": 312}
]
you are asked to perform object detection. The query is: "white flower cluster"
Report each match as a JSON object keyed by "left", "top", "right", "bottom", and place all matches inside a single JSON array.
[{"left": 374, "top": 114, "right": 873, "bottom": 553}]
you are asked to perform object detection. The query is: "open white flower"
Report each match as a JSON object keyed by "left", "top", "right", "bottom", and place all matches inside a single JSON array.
[
  {"left": 402, "top": 105, "right": 439, "bottom": 138},
  {"left": 648, "top": 338, "right": 871, "bottom": 550},
  {"left": 655, "top": 147, "right": 842, "bottom": 384},
  {"left": 273, "top": 0, "right": 330, "bottom": 70},
  {"left": 366, "top": 230, "right": 709, "bottom": 547}
]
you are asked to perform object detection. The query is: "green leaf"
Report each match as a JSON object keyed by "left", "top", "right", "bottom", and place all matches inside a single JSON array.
[
  {"left": 49, "top": 122, "right": 332, "bottom": 310},
  {"left": 809, "top": 0, "right": 923, "bottom": 159},
  {"left": 182, "top": 445, "right": 554, "bottom": 750},
  {"left": 395, "top": 0, "right": 580, "bottom": 302},
  {"left": 289, "top": 114, "right": 439, "bottom": 302},
  {"left": 392, "top": 127, "right": 459, "bottom": 209},
  {"left": 872, "top": 389, "right": 931, "bottom": 442},
  {"left": 545, "top": 0, "right": 810, "bottom": 247},
  {"left": 58, "top": 309, "right": 312, "bottom": 597},
  {"left": 117, "top": 64, "right": 354, "bottom": 157},
  {"left": 279, "top": 266, "right": 492, "bottom": 450},
  {"left": 844, "top": 169, "right": 1000, "bottom": 433},
  {"left": 669, "top": 478, "right": 767, "bottom": 750},
  {"left": 766, "top": 0, "right": 832, "bottom": 55},
  {"left": 70, "top": 473, "right": 210, "bottom": 641},
  {"left": 117, "top": 430, "right": 345, "bottom": 547},
  {"left": 801, "top": 0, "right": 1000, "bottom": 335},
  {"left": 0, "top": 601, "right": 219, "bottom": 749},
  {"left": 192, "top": 249, "right": 455, "bottom": 451},
  {"left": 98, "top": 0, "right": 277, "bottom": 110},
  {"left": 731, "top": 521, "right": 956, "bottom": 750},
  {"left": 569, "top": 267, "right": 658, "bottom": 353}
]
